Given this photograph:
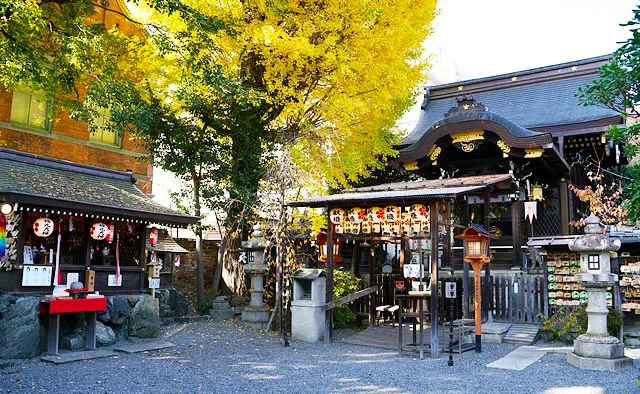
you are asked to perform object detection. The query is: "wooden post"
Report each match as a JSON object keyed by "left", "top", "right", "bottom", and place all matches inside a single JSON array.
[
  {"left": 559, "top": 179, "right": 570, "bottom": 236},
  {"left": 325, "top": 220, "right": 334, "bottom": 345},
  {"left": 483, "top": 191, "right": 491, "bottom": 284},
  {"left": 471, "top": 261, "right": 483, "bottom": 353},
  {"left": 369, "top": 242, "right": 375, "bottom": 328},
  {"left": 462, "top": 197, "right": 470, "bottom": 318},
  {"left": 511, "top": 199, "right": 521, "bottom": 269},
  {"left": 430, "top": 201, "right": 439, "bottom": 358}
]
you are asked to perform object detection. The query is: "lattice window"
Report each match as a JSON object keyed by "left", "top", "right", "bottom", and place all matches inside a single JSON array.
[{"left": 534, "top": 186, "right": 561, "bottom": 236}]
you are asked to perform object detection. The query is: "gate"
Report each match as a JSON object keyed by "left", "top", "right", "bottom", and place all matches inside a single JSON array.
[{"left": 483, "top": 274, "right": 544, "bottom": 323}]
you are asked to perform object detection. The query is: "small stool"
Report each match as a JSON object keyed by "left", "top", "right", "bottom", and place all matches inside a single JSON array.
[{"left": 375, "top": 305, "right": 390, "bottom": 326}]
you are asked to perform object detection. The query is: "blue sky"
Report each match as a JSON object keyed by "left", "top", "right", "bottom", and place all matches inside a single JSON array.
[{"left": 426, "top": 0, "right": 638, "bottom": 81}]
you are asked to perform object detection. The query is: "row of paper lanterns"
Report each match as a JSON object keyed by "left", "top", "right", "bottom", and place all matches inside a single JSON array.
[
  {"left": 33, "top": 218, "right": 158, "bottom": 246},
  {"left": 329, "top": 204, "right": 429, "bottom": 225}
]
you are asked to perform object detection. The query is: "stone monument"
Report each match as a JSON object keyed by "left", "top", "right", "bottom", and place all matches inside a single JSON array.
[
  {"left": 566, "top": 214, "right": 632, "bottom": 371},
  {"left": 240, "top": 225, "right": 271, "bottom": 329}
]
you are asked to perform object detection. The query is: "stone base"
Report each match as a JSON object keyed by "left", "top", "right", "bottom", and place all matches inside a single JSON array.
[
  {"left": 574, "top": 335, "right": 625, "bottom": 359},
  {"left": 566, "top": 352, "right": 633, "bottom": 371},
  {"left": 481, "top": 323, "right": 511, "bottom": 344},
  {"left": 241, "top": 305, "right": 270, "bottom": 330},
  {"left": 210, "top": 297, "right": 234, "bottom": 321}
]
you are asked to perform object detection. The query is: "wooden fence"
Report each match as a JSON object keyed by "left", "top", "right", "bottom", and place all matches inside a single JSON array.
[
  {"left": 482, "top": 274, "right": 545, "bottom": 323},
  {"left": 353, "top": 273, "right": 545, "bottom": 324}
]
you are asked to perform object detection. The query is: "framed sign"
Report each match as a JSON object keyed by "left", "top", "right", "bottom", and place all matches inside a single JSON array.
[
  {"left": 108, "top": 274, "right": 122, "bottom": 287},
  {"left": 22, "top": 265, "right": 52, "bottom": 286},
  {"left": 445, "top": 282, "right": 457, "bottom": 299},
  {"left": 149, "top": 278, "right": 160, "bottom": 289}
]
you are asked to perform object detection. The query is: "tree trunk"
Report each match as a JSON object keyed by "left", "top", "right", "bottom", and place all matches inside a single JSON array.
[
  {"left": 222, "top": 231, "right": 246, "bottom": 295},
  {"left": 193, "top": 176, "right": 205, "bottom": 307},
  {"left": 211, "top": 236, "right": 227, "bottom": 301}
]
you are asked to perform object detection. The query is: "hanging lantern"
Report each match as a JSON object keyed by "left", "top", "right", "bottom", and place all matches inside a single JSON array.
[
  {"left": 105, "top": 224, "right": 116, "bottom": 244},
  {"left": 33, "top": 217, "right": 54, "bottom": 237},
  {"left": 367, "top": 206, "right": 385, "bottom": 223},
  {"left": 408, "top": 204, "right": 428, "bottom": 220},
  {"left": 149, "top": 227, "right": 158, "bottom": 247},
  {"left": 316, "top": 232, "right": 343, "bottom": 263},
  {"left": 384, "top": 205, "right": 401, "bottom": 222},
  {"left": 401, "top": 212, "right": 412, "bottom": 235},
  {"left": 530, "top": 184, "right": 544, "bottom": 201},
  {"left": 329, "top": 208, "right": 345, "bottom": 224},
  {"left": 90, "top": 222, "right": 109, "bottom": 240},
  {"left": 346, "top": 207, "right": 365, "bottom": 224}
]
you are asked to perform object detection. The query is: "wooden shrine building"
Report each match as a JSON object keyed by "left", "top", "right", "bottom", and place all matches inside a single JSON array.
[
  {"left": 292, "top": 55, "right": 631, "bottom": 342},
  {"left": 0, "top": 149, "right": 198, "bottom": 295}
]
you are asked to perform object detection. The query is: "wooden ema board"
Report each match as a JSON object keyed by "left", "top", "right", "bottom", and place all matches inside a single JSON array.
[{"left": 40, "top": 297, "right": 106, "bottom": 314}]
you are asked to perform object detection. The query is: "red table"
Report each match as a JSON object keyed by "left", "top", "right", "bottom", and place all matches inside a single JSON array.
[{"left": 40, "top": 297, "right": 107, "bottom": 356}]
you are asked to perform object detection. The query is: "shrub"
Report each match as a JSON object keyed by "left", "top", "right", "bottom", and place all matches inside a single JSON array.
[
  {"left": 332, "top": 270, "right": 362, "bottom": 328},
  {"left": 540, "top": 305, "right": 623, "bottom": 342}
]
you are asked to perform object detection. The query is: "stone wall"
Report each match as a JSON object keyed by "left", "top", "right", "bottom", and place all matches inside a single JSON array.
[
  {"left": 173, "top": 239, "right": 220, "bottom": 307},
  {"left": 0, "top": 290, "right": 189, "bottom": 359}
]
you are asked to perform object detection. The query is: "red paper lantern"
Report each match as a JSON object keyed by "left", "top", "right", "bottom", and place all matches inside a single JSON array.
[{"left": 149, "top": 227, "right": 158, "bottom": 247}]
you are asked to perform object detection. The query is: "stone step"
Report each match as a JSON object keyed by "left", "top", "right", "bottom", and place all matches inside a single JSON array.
[
  {"left": 41, "top": 349, "right": 115, "bottom": 364},
  {"left": 503, "top": 323, "right": 540, "bottom": 344},
  {"left": 114, "top": 341, "right": 175, "bottom": 354}
]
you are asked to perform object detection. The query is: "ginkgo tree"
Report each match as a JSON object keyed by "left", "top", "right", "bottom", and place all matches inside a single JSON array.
[{"left": 1, "top": 0, "right": 439, "bottom": 302}]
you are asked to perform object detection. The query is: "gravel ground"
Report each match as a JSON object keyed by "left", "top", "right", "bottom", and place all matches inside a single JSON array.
[{"left": 1, "top": 319, "right": 639, "bottom": 394}]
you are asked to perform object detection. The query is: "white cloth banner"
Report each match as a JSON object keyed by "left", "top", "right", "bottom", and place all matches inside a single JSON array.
[{"left": 524, "top": 201, "right": 538, "bottom": 223}]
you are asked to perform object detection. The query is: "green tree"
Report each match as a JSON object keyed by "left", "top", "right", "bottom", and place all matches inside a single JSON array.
[{"left": 577, "top": 6, "right": 640, "bottom": 221}]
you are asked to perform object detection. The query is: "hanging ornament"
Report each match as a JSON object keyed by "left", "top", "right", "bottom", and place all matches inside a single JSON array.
[
  {"left": 329, "top": 208, "right": 345, "bottom": 224},
  {"left": 346, "top": 207, "right": 364, "bottom": 224},
  {"left": 408, "top": 204, "right": 429, "bottom": 220},
  {"left": 384, "top": 205, "right": 401, "bottom": 222},
  {"left": 105, "top": 224, "right": 116, "bottom": 244},
  {"left": 149, "top": 227, "right": 158, "bottom": 247},
  {"left": 68, "top": 216, "right": 75, "bottom": 232},
  {"left": 367, "top": 206, "right": 384, "bottom": 223},
  {"left": 33, "top": 217, "right": 54, "bottom": 237},
  {"left": 90, "top": 222, "right": 109, "bottom": 240}
]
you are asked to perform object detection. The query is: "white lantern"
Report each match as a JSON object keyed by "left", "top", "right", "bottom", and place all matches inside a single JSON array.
[
  {"left": 384, "top": 205, "right": 401, "bottom": 222},
  {"left": 105, "top": 224, "right": 116, "bottom": 243},
  {"left": 367, "top": 206, "right": 384, "bottom": 223},
  {"left": 346, "top": 207, "right": 364, "bottom": 224},
  {"left": 33, "top": 217, "right": 54, "bottom": 237},
  {"left": 90, "top": 222, "right": 109, "bottom": 240},
  {"left": 329, "top": 208, "right": 345, "bottom": 224},
  {"left": 409, "top": 204, "right": 428, "bottom": 220}
]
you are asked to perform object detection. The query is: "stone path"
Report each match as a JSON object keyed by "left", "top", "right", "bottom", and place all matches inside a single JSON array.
[{"left": 487, "top": 345, "right": 572, "bottom": 371}]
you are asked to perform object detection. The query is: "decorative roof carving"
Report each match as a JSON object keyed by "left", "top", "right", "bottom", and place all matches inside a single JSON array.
[{"left": 444, "top": 95, "right": 488, "bottom": 118}]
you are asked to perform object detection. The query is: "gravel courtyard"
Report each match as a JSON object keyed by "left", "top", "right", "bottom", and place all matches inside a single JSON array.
[{"left": 1, "top": 319, "right": 638, "bottom": 394}]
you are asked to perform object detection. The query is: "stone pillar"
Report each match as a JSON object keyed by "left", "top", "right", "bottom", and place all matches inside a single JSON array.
[
  {"left": 566, "top": 214, "right": 632, "bottom": 371},
  {"left": 240, "top": 225, "right": 271, "bottom": 329}
]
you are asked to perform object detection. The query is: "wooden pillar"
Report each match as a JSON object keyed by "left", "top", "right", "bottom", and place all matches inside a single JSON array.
[
  {"left": 430, "top": 201, "right": 439, "bottom": 358},
  {"left": 325, "top": 220, "right": 334, "bottom": 345},
  {"left": 511, "top": 199, "right": 521, "bottom": 269},
  {"left": 443, "top": 201, "right": 451, "bottom": 268},
  {"left": 483, "top": 191, "right": 491, "bottom": 283},
  {"left": 559, "top": 179, "right": 570, "bottom": 235},
  {"left": 369, "top": 242, "right": 375, "bottom": 328},
  {"left": 139, "top": 224, "right": 147, "bottom": 291},
  {"left": 84, "top": 218, "right": 92, "bottom": 268},
  {"left": 462, "top": 197, "right": 470, "bottom": 318},
  {"left": 399, "top": 237, "right": 405, "bottom": 274}
]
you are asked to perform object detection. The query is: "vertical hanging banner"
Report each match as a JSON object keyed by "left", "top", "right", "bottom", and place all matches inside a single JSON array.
[{"left": 524, "top": 201, "right": 538, "bottom": 223}]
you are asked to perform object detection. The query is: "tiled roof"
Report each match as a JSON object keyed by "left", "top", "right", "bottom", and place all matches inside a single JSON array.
[
  {"left": 290, "top": 174, "right": 514, "bottom": 208},
  {"left": 0, "top": 149, "right": 198, "bottom": 227},
  {"left": 146, "top": 230, "right": 190, "bottom": 253},
  {"left": 401, "top": 62, "right": 621, "bottom": 147}
]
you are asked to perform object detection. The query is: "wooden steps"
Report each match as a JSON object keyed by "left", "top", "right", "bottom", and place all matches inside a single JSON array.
[{"left": 503, "top": 323, "right": 540, "bottom": 344}]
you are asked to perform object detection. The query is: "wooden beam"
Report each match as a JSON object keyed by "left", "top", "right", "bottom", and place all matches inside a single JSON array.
[
  {"left": 323, "top": 285, "right": 379, "bottom": 311},
  {"left": 369, "top": 243, "right": 375, "bottom": 327}
]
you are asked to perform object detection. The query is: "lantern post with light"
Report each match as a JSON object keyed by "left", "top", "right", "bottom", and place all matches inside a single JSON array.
[
  {"left": 317, "top": 232, "right": 342, "bottom": 265},
  {"left": 455, "top": 224, "right": 495, "bottom": 353}
]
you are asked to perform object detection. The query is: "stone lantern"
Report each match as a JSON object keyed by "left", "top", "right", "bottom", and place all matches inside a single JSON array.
[
  {"left": 566, "top": 214, "right": 632, "bottom": 371},
  {"left": 240, "top": 224, "right": 271, "bottom": 329}
]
